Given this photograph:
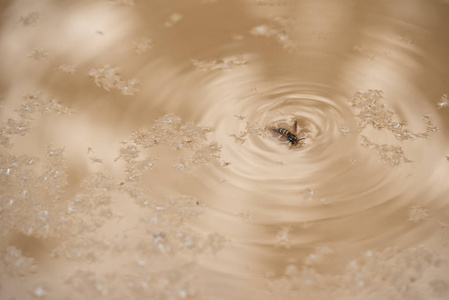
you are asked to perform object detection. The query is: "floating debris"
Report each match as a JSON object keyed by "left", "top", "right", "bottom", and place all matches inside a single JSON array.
[
  {"left": 58, "top": 64, "right": 77, "bottom": 74},
  {"left": 349, "top": 90, "right": 438, "bottom": 166},
  {"left": 89, "top": 65, "right": 139, "bottom": 96},
  {"left": 437, "top": 94, "right": 448, "bottom": 109},
  {"left": 361, "top": 135, "right": 412, "bottom": 167},
  {"left": 164, "top": 13, "right": 183, "bottom": 27},
  {"left": 33, "top": 286, "right": 48, "bottom": 298},
  {"left": 399, "top": 34, "right": 414, "bottom": 45},
  {"left": 16, "top": 92, "right": 72, "bottom": 119},
  {"left": 353, "top": 44, "right": 377, "bottom": 60},
  {"left": 340, "top": 127, "right": 352, "bottom": 136},
  {"left": 2, "top": 246, "right": 38, "bottom": 276},
  {"left": 269, "top": 246, "right": 442, "bottom": 299},
  {"left": 28, "top": 49, "right": 48, "bottom": 60},
  {"left": 232, "top": 33, "right": 245, "bottom": 40},
  {"left": 304, "top": 245, "right": 334, "bottom": 266},
  {"left": 229, "top": 117, "right": 265, "bottom": 144},
  {"left": 133, "top": 37, "right": 153, "bottom": 54},
  {"left": 408, "top": 204, "right": 430, "bottom": 223},
  {"left": 275, "top": 226, "right": 293, "bottom": 248},
  {"left": 257, "top": 0, "right": 293, "bottom": 5},
  {"left": 349, "top": 90, "right": 437, "bottom": 140},
  {"left": 109, "top": 0, "right": 135, "bottom": 5},
  {"left": 131, "top": 114, "right": 220, "bottom": 172},
  {"left": 19, "top": 12, "right": 40, "bottom": 26},
  {"left": 191, "top": 55, "right": 248, "bottom": 71},
  {"left": 0, "top": 93, "right": 71, "bottom": 148},
  {"left": 250, "top": 17, "right": 298, "bottom": 52}
]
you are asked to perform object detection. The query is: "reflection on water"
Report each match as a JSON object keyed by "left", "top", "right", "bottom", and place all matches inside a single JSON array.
[{"left": 1, "top": 0, "right": 449, "bottom": 299}]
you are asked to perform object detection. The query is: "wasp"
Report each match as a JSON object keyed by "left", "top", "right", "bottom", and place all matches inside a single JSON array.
[{"left": 273, "top": 120, "right": 305, "bottom": 146}]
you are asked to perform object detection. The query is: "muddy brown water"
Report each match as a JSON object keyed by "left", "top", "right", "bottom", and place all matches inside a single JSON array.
[{"left": 1, "top": 0, "right": 449, "bottom": 299}]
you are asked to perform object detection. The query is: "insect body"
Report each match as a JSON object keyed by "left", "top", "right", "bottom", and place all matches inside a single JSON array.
[
  {"left": 274, "top": 128, "right": 304, "bottom": 145},
  {"left": 272, "top": 120, "right": 305, "bottom": 146}
]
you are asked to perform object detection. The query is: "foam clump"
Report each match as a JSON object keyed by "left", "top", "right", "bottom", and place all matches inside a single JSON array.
[
  {"left": 131, "top": 114, "right": 220, "bottom": 171},
  {"left": 19, "top": 12, "right": 40, "bottom": 26},
  {"left": 191, "top": 55, "right": 248, "bottom": 71},
  {"left": 249, "top": 17, "right": 298, "bottom": 52},
  {"left": 1, "top": 246, "right": 38, "bottom": 276},
  {"left": 348, "top": 90, "right": 438, "bottom": 166},
  {"left": 408, "top": 204, "right": 430, "bottom": 223},
  {"left": 133, "top": 37, "right": 153, "bottom": 54},
  {"left": 268, "top": 246, "right": 443, "bottom": 300},
  {"left": 349, "top": 90, "right": 438, "bottom": 140},
  {"left": 0, "top": 92, "right": 71, "bottom": 148},
  {"left": 89, "top": 65, "right": 139, "bottom": 96}
]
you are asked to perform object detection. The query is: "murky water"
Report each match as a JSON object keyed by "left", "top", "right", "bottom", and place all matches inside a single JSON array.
[{"left": 1, "top": 0, "right": 449, "bottom": 299}]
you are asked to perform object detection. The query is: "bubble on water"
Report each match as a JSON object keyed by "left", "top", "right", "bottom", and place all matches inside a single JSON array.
[
  {"left": 408, "top": 205, "right": 430, "bottom": 223},
  {"left": 437, "top": 94, "right": 448, "bottom": 109},
  {"left": 133, "top": 37, "right": 152, "bottom": 54},
  {"left": 19, "top": 12, "right": 40, "bottom": 26},
  {"left": 89, "top": 65, "right": 140, "bottom": 96}
]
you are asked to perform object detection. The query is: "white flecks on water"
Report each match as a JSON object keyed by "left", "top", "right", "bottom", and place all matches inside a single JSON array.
[{"left": 1, "top": 1, "right": 449, "bottom": 300}]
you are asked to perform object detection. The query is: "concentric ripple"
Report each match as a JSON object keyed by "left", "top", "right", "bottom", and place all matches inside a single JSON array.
[{"left": 2, "top": 1, "right": 449, "bottom": 300}]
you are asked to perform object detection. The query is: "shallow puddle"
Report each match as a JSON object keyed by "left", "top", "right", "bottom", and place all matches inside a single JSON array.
[{"left": 1, "top": 0, "right": 449, "bottom": 299}]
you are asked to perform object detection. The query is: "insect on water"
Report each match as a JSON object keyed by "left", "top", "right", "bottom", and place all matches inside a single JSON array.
[{"left": 273, "top": 120, "right": 305, "bottom": 148}]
